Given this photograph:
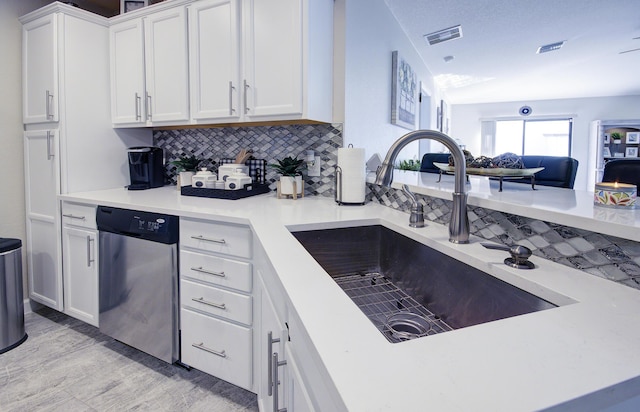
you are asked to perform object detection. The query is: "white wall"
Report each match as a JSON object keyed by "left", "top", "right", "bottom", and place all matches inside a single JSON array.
[
  {"left": 450, "top": 95, "right": 640, "bottom": 191},
  {"left": 341, "top": 0, "right": 442, "bottom": 163}
]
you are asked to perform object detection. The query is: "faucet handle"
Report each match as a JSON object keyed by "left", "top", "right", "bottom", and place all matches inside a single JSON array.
[{"left": 402, "top": 185, "right": 425, "bottom": 228}]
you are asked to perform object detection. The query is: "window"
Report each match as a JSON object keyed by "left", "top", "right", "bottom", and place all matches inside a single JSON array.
[{"left": 491, "top": 118, "right": 572, "bottom": 157}]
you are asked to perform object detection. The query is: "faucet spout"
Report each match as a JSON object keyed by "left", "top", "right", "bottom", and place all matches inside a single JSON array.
[{"left": 375, "top": 130, "right": 470, "bottom": 244}]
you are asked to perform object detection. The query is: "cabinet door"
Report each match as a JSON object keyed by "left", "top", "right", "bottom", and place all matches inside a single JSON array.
[
  {"left": 258, "top": 272, "right": 288, "bottom": 412},
  {"left": 110, "top": 18, "right": 146, "bottom": 125},
  {"left": 285, "top": 344, "right": 315, "bottom": 412},
  {"left": 144, "top": 6, "right": 190, "bottom": 123},
  {"left": 22, "top": 13, "right": 58, "bottom": 124},
  {"left": 189, "top": 0, "right": 241, "bottom": 122},
  {"left": 24, "top": 130, "right": 62, "bottom": 310},
  {"left": 62, "top": 227, "right": 98, "bottom": 326},
  {"left": 242, "top": 0, "right": 303, "bottom": 118}
]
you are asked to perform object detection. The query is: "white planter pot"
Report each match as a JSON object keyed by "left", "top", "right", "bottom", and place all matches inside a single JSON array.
[
  {"left": 178, "top": 171, "right": 195, "bottom": 187},
  {"left": 279, "top": 175, "right": 303, "bottom": 195}
]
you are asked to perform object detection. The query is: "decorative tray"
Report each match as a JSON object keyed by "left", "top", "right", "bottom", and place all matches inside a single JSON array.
[
  {"left": 181, "top": 183, "right": 271, "bottom": 200},
  {"left": 433, "top": 162, "right": 544, "bottom": 177}
]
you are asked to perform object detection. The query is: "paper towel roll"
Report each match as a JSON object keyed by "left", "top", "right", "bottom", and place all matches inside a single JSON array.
[{"left": 337, "top": 147, "right": 365, "bottom": 204}]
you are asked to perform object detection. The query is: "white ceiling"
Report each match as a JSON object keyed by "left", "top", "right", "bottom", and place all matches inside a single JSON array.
[{"left": 384, "top": 0, "right": 640, "bottom": 104}]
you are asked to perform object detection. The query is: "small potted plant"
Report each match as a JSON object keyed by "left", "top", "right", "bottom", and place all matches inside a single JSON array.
[
  {"left": 170, "top": 155, "right": 201, "bottom": 187},
  {"left": 610, "top": 132, "right": 623, "bottom": 144},
  {"left": 269, "top": 156, "right": 305, "bottom": 196}
]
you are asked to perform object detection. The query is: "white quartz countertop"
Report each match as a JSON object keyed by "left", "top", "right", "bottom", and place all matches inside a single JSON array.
[
  {"left": 390, "top": 170, "right": 640, "bottom": 242},
  {"left": 61, "top": 186, "right": 640, "bottom": 411}
]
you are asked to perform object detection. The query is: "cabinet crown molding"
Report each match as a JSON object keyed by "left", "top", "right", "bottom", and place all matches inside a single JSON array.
[
  {"left": 109, "top": 0, "right": 195, "bottom": 24},
  {"left": 19, "top": 1, "right": 109, "bottom": 26}
]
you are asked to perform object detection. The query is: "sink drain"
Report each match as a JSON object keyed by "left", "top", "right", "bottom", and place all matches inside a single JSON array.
[{"left": 384, "top": 312, "right": 432, "bottom": 341}]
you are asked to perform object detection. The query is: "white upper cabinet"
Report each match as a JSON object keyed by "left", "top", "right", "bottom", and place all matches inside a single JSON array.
[
  {"left": 242, "top": 0, "right": 303, "bottom": 119},
  {"left": 189, "top": 0, "right": 334, "bottom": 124},
  {"left": 110, "top": 5, "right": 190, "bottom": 126},
  {"left": 188, "top": 0, "right": 241, "bottom": 121},
  {"left": 110, "top": 18, "right": 145, "bottom": 124},
  {"left": 22, "top": 14, "right": 58, "bottom": 124}
]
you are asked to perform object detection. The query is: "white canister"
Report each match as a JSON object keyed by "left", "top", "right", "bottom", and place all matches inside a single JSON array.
[
  {"left": 219, "top": 164, "right": 250, "bottom": 182},
  {"left": 225, "top": 169, "right": 252, "bottom": 190},
  {"left": 191, "top": 168, "right": 217, "bottom": 188}
]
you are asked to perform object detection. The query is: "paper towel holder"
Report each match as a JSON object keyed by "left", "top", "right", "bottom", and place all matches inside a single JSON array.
[{"left": 335, "top": 165, "right": 365, "bottom": 206}]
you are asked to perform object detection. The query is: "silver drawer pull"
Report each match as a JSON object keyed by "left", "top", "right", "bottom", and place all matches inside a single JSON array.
[
  {"left": 190, "top": 235, "right": 226, "bottom": 244},
  {"left": 191, "top": 266, "right": 226, "bottom": 278},
  {"left": 62, "top": 214, "right": 86, "bottom": 220},
  {"left": 192, "top": 342, "right": 226, "bottom": 358},
  {"left": 192, "top": 297, "right": 226, "bottom": 310}
]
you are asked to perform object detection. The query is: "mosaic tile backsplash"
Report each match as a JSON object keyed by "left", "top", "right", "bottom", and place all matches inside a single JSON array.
[
  {"left": 154, "top": 123, "right": 343, "bottom": 196},
  {"left": 368, "top": 184, "right": 640, "bottom": 291}
]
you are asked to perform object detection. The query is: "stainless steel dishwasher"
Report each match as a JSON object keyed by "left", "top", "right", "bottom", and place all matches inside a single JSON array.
[{"left": 96, "top": 206, "right": 179, "bottom": 364}]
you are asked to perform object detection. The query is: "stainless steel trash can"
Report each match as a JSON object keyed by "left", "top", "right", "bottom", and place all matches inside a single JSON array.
[{"left": 0, "top": 238, "right": 28, "bottom": 353}]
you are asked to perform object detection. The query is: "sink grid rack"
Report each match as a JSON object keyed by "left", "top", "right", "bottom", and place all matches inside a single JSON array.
[{"left": 333, "top": 272, "right": 453, "bottom": 343}]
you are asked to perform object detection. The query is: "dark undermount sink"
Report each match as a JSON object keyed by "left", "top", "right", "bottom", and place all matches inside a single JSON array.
[{"left": 291, "top": 225, "right": 559, "bottom": 343}]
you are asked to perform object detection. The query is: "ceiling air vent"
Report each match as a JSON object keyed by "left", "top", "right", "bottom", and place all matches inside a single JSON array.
[
  {"left": 424, "top": 25, "right": 462, "bottom": 46},
  {"left": 537, "top": 41, "right": 565, "bottom": 54}
]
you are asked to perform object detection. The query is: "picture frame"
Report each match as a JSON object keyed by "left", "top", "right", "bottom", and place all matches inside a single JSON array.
[
  {"left": 603, "top": 147, "right": 611, "bottom": 157},
  {"left": 625, "top": 147, "right": 638, "bottom": 157},
  {"left": 627, "top": 132, "right": 640, "bottom": 144},
  {"left": 439, "top": 99, "right": 448, "bottom": 133},
  {"left": 603, "top": 133, "right": 610, "bottom": 144},
  {"left": 121, "top": 0, "right": 147, "bottom": 13},
  {"left": 390, "top": 51, "right": 417, "bottom": 130}
]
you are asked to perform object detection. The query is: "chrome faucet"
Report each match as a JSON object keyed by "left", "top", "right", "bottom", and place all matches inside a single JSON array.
[{"left": 375, "top": 130, "right": 470, "bottom": 244}]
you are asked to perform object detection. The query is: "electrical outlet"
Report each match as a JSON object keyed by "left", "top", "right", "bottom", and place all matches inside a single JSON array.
[{"left": 308, "top": 156, "right": 321, "bottom": 177}]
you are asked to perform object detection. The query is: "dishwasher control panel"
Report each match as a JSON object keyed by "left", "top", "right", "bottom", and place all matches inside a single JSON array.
[
  {"left": 96, "top": 206, "right": 178, "bottom": 244},
  {"left": 130, "top": 215, "right": 168, "bottom": 234}
]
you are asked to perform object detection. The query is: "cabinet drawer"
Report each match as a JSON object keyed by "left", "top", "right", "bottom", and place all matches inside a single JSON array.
[
  {"left": 61, "top": 202, "right": 96, "bottom": 229},
  {"left": 180, "top": 218, "right": 252, "bottom": 258},
  {"left": 181, "top": 308, "right": 252, "bottom": 390},
  {"left": 180, "top": 249, "right": 252, "bottom": 293},
  {"left": 181, "top": 279, "right": 252, "bottom": 325}
]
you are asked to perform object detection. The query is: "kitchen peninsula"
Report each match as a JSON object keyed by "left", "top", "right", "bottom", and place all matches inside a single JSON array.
[{"left": 60, "top": 183, "right": 640, "bottom": 411}]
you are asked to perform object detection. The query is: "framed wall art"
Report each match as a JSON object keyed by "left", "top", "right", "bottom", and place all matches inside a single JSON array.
[
  {"left": 440, "top": 99, "right": 448, "bottom": 133},
  {"left": 390, "top": 51, "right": 417, "bottom": 130},
  {"left": 626, "top": 147, "right": 638, "bottom": 157},
  {"left": 603, "top": 133, "right": 610, "bottom": 144},
  {"left": 627, "top": 132, "right": 640, "bottom": 144},
  {"left": 603, "top": 147, "right": 611, "bottom": 157}
]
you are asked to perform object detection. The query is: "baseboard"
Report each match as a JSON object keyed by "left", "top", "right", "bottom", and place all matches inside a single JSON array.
[{"left": 23, "top": 299, "right": 43, "bottom": 314}]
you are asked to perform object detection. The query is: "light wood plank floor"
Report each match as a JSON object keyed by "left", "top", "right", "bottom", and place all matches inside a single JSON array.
[{"left": 0, "top": 308, "right": 259, "bottom": 411}]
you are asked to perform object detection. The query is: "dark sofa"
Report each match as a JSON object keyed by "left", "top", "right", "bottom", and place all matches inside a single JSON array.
[
  {"left": 517, "top": 156, "right": 579, "bottom": 189},
  {"left": 420, "top": 153, "right": 579, "bottom": 189}
]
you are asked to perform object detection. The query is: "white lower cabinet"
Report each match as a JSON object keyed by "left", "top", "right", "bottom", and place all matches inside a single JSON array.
[
  {"left": 61, "top": 202, "right": 98, "bottom": 326},
  {"left": 180, "top": 308, "right": 252, "bottom": 389},
  {"left": 258, "top": 271, "right": 287, "bottom": 412},
  {"left": 284, "top": 344, "right": 314, "bottom": 412},
  {"left": 179, "top": 217, "right": 254, "bottom": 392},
  {"left": 257, "top": 267, "right": 314, "bottom": 412},
  {"left": 256, "top": 238, "right": 345, "bottom": 411}
]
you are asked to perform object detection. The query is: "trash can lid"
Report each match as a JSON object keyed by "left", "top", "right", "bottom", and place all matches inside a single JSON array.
[{"left": 0, "top": 238, "right": 22, "bottom": 253}]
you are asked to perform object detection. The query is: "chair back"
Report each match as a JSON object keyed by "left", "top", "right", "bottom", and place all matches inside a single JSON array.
[
  {"left": 602, "top": 159, "right": 640, "bottom": 190},
  {"left": 420, "top": 153, "right": 450, "bottom": 174}
]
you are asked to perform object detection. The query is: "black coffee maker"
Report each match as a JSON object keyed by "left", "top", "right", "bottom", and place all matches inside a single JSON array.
[{"left": 127, "top": 147, "right": 164, "bottom": 190}]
